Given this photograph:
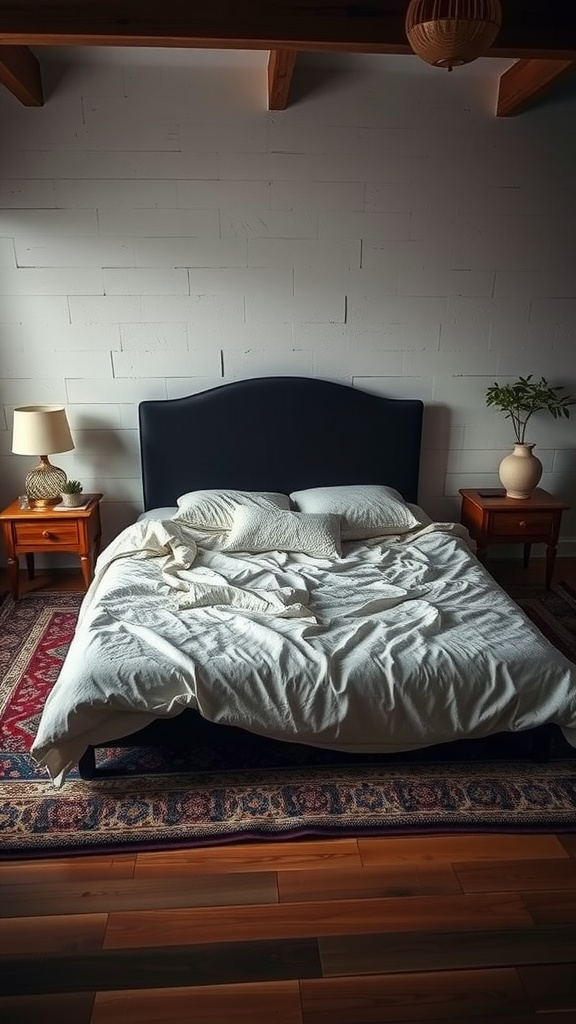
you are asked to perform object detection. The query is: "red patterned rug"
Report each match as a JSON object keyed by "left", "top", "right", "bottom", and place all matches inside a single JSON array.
[{"left": 1, "top": 585, "right": 575, "bottom": 858}]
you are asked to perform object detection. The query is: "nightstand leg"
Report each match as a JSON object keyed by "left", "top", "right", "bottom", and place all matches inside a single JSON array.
[
  {"left": 79, "top": 554, "right": 92, "bottom": 589},
  {"left": 523, "top": 543, "right": 531, "bottom": 569},
  {"left": 25, "top": 552, "right": 35, "bottom": 579},
  {"left": 7, "top": 556, "right": 19, "bottom": 599},
  {"left": 545, "top": 545, "right": 557, "bottom": 591}
]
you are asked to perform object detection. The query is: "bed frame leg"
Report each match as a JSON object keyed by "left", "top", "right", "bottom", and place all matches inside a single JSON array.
[{"left": 78, "top": 746, "right": 97, "bottom": 779}]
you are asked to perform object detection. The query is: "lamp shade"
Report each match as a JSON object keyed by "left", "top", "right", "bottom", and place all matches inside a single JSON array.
[
  {"left": 12, "top": 405, "right": 75, "bottom": 456},
  {"left": 405, "top": 0, "right": 502, "bottom": 70}
]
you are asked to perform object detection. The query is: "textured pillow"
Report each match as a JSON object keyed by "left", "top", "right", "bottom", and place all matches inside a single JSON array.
[
  {"left": 172, "top": 489, "right": 290, "bottom": 548},
  {"left": 225, "top": 506, "right": 342, "bottom": 558},
  {"left": 289, "top": 484, "right": 421, "bottom": 540}
]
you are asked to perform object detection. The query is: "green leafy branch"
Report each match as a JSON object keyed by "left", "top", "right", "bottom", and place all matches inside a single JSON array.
[{"left": 485, "top": 375, "right": 575, "bottom": 444}]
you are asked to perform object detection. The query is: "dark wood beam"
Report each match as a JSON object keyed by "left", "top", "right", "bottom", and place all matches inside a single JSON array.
[
  {"left": 497, "top": 58, "right": 576, "bottom": 116},
  {"left": 0, "top": 45, "right": 43, "bottom": 105},
  {"left": 0, "top": 2, "right": 574, "bottom": 59},
  {"left": 267, "top": 50, "right": 297, "bottom": 111}
]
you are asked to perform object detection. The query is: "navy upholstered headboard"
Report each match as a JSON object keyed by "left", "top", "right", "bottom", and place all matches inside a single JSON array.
[{"left": 139, "top": 377, "right": 423, "bottom": 511}]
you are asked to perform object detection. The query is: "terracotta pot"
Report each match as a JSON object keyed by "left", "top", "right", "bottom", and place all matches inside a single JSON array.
[{"left": 498, "top": 443, "right": 542, "bottom": 499}]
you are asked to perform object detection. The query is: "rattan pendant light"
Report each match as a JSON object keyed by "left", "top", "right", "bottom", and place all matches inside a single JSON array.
[{"left": 405, "top": 0, "right": 502, "bottom": 71}]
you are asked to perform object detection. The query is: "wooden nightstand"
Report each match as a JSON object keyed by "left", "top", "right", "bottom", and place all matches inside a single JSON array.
[
  {"left": 459, "top": 487, "right": 570, "bottom": 590},
  {"left": 0, "top": 494, "right": 103, "bottom": 599}
]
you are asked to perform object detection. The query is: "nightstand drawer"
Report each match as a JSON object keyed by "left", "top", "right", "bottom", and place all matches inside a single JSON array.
[
  {"left": 14, "top": 520, "right": 80, "bottom": 547},
  {"left": 491, "top": 512, "right": 554, "bottom": 538}
]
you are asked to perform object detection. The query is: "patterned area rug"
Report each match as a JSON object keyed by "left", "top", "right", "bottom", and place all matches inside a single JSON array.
[{"left": 1, "top": 584, "right": 576, "bottom": 858}]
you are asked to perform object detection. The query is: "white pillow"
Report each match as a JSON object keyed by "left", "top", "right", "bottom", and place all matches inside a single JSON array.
[
  {"left": 290, "top": 484, "right": 421, "bottom": 540},
  {"left": 137, "top": 507, "right": 178, "bottom": 523},
  {"left": 172, "top": 489, "right": 290, "bottom": 548},
  {"left": 177, "top": 488, "right": 289, "bottom": 512},
  {"left": 225, "top": 506, "right": 342, "bottom": 558}
]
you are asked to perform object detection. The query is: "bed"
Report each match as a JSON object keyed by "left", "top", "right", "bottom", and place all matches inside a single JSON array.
[{"left": 30, "top": 376, "right": 576, "bottom": 784}]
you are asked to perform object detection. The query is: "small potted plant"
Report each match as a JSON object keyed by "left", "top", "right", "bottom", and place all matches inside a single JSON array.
[
  {"left": 485, "top": 375, "right": 575, "bottom": 498},
  {"left": 59, "top": 479, "right": 85, "bottom": 508}
]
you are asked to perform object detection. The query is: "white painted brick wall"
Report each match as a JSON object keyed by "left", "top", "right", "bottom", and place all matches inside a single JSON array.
[
  {"left": 0, "top": 294, "right": 70, "bottom": 324},
  {"left": 134, "top": 237, "right": 247, "bottom": 268},
  {"left": 179, "top": 118, "right": 268, "bottom": 153},
  {"left": 270, "top": 182, "right": 365, "bottom": 211},
  {"left": 141, "top": 294, "right": 244, "bottom": 325},
  {"left": 220, "top": 210, "right": 317, "bottom": 239},
  {"left": 68, "top": 295, "right": 142, "bottom": 323},
  {"left": 15, "top": 237, "right": 136, "bottom": 268},
  {"left": 219, "top": 152, "right": 316, "bottom": 181},
  {"left": 21, "top": 323, "right": 122, "bottom": 351},
  {"left": 176, "top": 180, "right": 271, "bottom": 209},
  {"left": 28, "top": 150, "right": 219, "bottom": 181},
  {"left": 65, "top": 378, "right": 167, "bottom": 404},
  {"left": 247, "top": 239, "right": 360, "bottom": 271},
  {"left": 2, "top": 348, "right": 112, "bottom": 380},
  {"left": 103, "top": 269, "right": 189, "bottom": 295},
  {"left": 1, "top": 53, "right": 575, "bottom": 559},
  {"left": 112, "top": 348, "right": 220, "bottom": 378},
  {"left": 119, "top": 322, "right": 188, "bottom": 352},
  {"left": 54, "top": 179, "right": 178, "bottom": 209},
  {"left": 0, "top": 237, "right": 16, "bottom": 265},
  {"left": 319, "top": 211, "right": 410, "bottom": 242},
  {"left": 97, "top": 208, "right": 219, "bottom": 237},
  {"left": 0, "top": 210, "right": 99, "bottom": 235},
  {"left": 0, "top": 179, "right": 56, "bottom": 207},
  {"left": 0, "top": 268, "right": 103, "bottom": 295}
]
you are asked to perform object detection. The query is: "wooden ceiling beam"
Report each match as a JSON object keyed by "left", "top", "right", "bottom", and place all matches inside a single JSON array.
[
  {"left": 0, "top": 2, "right": 575, "bottom": 59},
  {"left": 0, "top": 45, "right": 43, "bottom": 105},
  {"left": 267, "top": 50, "right": 297, "bottom": 111},
  {"left": 497, "top": 58, "right": 576, "bottom": 116}
]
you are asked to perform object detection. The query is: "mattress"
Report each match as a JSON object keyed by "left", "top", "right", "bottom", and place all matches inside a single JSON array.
[{"left": 31, "top": 514, "right": 576, "bottom": 785}]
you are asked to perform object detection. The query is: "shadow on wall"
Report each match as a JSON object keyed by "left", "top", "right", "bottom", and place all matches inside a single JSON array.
[
  {"left": 286, "top": 58, "right": 364, "bottom": 108},
  {"left": 418, "top": 403, "right": 452, "bottom": 521},
  {"left": 68, "top": 414, "right": 144, "bottom": 546},
  {"left": 31, "top": 55, "right": 71, "bottom": 101},
  {"left": 0, "top": 399, "right": 25, "bottom": 514}
]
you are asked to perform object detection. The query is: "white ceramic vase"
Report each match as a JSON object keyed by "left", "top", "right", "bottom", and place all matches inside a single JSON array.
[{"left": 498, "top": 443, "right": 542, "bottom": 499}]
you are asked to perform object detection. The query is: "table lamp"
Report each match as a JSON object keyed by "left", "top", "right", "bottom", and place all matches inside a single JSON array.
[{"left": 12, "top": 405, "right": 75, "bottom": 508}]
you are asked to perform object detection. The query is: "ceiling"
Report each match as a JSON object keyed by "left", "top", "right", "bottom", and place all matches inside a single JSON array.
[{"left": 0, "top": 1, "right": 575, "bottom": 116}]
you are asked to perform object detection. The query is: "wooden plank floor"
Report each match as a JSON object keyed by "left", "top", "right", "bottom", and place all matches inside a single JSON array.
[
  {"left": 1, "top": 835, "right": 576, "bottom": 1023},
  {"left": 1, "top": 560, "right": 576, "bottom": 1023}
]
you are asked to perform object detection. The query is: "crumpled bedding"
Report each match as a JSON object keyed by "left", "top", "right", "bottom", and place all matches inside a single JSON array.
[
  {"left": 89, "top": 519, "right": 315, "bottom": 618},
  {"left": 31, "top": 517, "right": 576, "bottom": 786}
]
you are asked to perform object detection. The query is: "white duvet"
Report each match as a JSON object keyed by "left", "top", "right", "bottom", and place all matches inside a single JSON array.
[{"left": 31, "top": 517, "right": 576, "bottom": 785}]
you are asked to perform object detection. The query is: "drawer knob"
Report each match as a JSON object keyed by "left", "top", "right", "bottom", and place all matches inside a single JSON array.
[
  {"left": 42, "top": 530, "right": 52, "bottom": 539},
  {"left": 519, "top": 520, "right": 527, "bottom": 528}
]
